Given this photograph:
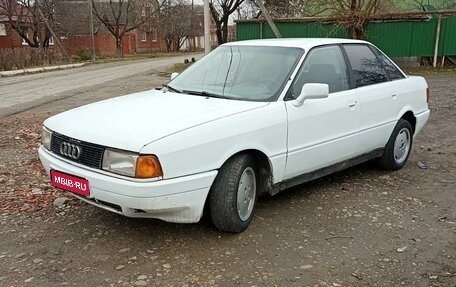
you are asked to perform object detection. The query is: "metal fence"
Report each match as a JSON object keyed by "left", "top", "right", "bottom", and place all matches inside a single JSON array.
[{"left": 236, "top": 15, "right": 456, "bottom": 57}]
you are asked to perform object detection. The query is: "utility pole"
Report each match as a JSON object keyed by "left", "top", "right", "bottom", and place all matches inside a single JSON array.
[
  {"left": 433, "top": 14, "right": 442, "bottom": 68},
  {"left": 255, "top": 0, "right": 281, "bottom": 38},
  {"left": 204, "top": 0, "right": 211, "bottom": 54},
  {"left": 37, "top": 7, "right": 71, "bottom": 62},
  {"left": 191, "top": 0, "right": 195, "bottom": 51},
  {"left": 88, "top": 0, "right": 95, "bottom": 61}
]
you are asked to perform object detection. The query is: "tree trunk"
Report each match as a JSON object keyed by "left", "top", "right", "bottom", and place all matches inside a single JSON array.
[
  {"left": 222, "top": 18, "right": 229, "bottom": 43},
  {"left": 350, "top": 0, "right": 357, "bottom": 12},
  {"left": 215, "top": 21, "right": 223, "bottom": 45},
  {"left": 348, "top": 26, "right": 356, "bottom": 39},
  {"left": 165, "top": 35, "right": 173, "bottom": 52},
  {"left": 355, "top": 27, "right": 365, "bottom": 39},
  {"left": 115, "top": 37, "right": 122, "bottom": 57},
  {"left": 348, "top": 23, "right": 366, "bottom": 40},
  {"left": 349, "top": 0, "right": 358, "bottom": 39}
]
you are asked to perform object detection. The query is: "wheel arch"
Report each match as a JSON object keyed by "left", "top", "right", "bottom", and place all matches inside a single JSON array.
[
  {"left": 400, "top": 110, "right": 417, "bottom": 135},
  {"left": 202, "top": 148, "right": 275, "bottom": 225},
  {"left": 219, "top": 149, "right": 275, "bottom": 196}
]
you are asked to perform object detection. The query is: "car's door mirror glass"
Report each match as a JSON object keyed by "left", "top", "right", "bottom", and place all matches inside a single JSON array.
[{"left": 293, "top": 83, "right": 329, "bottom": 107}]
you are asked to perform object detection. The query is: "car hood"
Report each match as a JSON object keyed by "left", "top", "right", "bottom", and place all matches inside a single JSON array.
[{"left": 44, "top": 89, "right": 268, "bottom": 152}]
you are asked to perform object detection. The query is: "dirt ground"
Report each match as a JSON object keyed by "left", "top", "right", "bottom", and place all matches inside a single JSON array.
[{"left": 0, "top": 73, "right": 455, "bottom": 287}]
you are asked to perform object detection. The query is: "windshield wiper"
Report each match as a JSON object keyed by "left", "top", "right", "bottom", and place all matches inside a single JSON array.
[
  {"left": 163, "top": 84, "right": 182, "bottom": 94},
  {"left": 182, "top": 90, "right": 230, "bottom": 99}
]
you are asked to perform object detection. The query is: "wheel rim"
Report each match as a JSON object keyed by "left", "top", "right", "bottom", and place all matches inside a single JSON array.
[
  {"left": 393, "top": 127, "right": 411, "bottom": 164},
  {"left": 237, "top": 167, "right": 256, "bottom": 222}
]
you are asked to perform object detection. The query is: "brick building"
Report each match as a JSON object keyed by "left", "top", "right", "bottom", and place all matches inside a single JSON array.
[
  {"left": 0, "top": 0, "right": 164, "bottom": 57},
  {"left": 0, "top": 21, "right": 24, "bottom": 49},
  {"left": 0, "top": 4, "right": 57, "bottom": 51},
  {"left": 1, "top": 1, "right": 218, "bottom": 57},
  {"left": 56, "top": 0, "right": 163, "bottom": 56}
]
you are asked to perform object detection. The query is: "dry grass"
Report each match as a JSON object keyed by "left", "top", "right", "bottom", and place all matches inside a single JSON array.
[{"left": 0, "top": 48, "right": 65, "bottom": 71}]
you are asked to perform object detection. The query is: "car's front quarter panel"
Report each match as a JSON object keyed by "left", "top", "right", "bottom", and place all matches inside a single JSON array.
[{"left": 141, "top": 102, "right": 288, "bottom": 184}]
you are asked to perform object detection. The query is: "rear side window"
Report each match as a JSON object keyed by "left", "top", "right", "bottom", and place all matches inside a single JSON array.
[
  {"left": 374, "top": 49, "right": 405, "bottom": 80},
  {"left": 344, "top": 44, "right": 388, "bottom": 87}
]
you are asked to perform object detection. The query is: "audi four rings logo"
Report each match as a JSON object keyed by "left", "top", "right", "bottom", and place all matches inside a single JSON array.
[{"left": 60, "top": 142, "right": 82, "bottom": 159}]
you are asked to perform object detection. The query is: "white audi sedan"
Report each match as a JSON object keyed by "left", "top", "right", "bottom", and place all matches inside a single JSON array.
[{"left": 39, "top": 38, "right": 430, "bottom": 232}]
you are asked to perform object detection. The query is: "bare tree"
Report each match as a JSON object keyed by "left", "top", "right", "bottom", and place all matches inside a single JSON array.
[
  {"left": 236, "top": 0, "right": 258, "bottom": 20},
  {"left": 444, "top": 0, "right": 456, "bottom": 8},
  {"left": 209, "top": 0, "right": 245, "bottom": 45},
  {"left": 91, "top": 0, "right": 165, "bottom": 56},
  {"left": 0, "top": 0, "right": 57, "bottom": 49},
  {"left": 264, "top": 0, "right": 309, "bottom": 17},
  {"left": 408, "top": 0, "right": 456, "bottom": 10},
  {"left": 161, "top": 0, "right": 193, "bottom": 52},
  {"left": 306, "top": 0, "right": 394, "bottom": 39},
  {"left": 408, "top": 0, "right": 430, "bottom": 11},
  {"left": 252, "top": 0, "right": 324, "bottom": 19}
]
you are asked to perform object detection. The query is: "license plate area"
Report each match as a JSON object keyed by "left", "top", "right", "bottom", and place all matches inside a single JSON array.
[{"left": 51, "top": 170, "right": 90, "bottom": 197}]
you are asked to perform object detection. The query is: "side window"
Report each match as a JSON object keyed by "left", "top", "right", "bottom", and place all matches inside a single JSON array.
[
  {"left": 373, "top": 48, "right": 405, "bottom": 80},
  {"left": 290, "top": 46, "right": 350, "bottom": 99},
  {"left": 343, "top": 44, "right": 389, "bottom": 87}
]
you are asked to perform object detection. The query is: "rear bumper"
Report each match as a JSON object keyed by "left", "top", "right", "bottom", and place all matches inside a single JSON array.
[
  {"left": 414, "top": 109, "right": 430, "bottom": 137},
  {"left": 39, "top": 146, "right": 217, "bottom": 223}
]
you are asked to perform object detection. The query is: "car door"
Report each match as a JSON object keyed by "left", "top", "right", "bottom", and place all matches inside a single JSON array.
[
  {"left": 342, "top": 44, "right": 403, "bottom": 154},
  {"left": 283, "top": 45, "right": 360, "bottom": 180}
]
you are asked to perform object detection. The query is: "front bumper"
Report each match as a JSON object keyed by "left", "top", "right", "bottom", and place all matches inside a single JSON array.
[{"left": 39, "top": 146, "right": 217, "bottom": 223}]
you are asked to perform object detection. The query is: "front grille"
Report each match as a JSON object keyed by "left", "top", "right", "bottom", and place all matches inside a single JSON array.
[{"left": 51, "top": 132, "right": 105, "bottom": 169}]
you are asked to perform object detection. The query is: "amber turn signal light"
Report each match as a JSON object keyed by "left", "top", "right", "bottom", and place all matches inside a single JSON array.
[{"left": 135, "top": 155, "right": 163, "bottom": 179}]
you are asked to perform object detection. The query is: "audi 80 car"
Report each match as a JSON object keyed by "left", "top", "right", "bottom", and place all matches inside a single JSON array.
[{"left": 39, "top": 38, "right": 430, "bottom": 233}]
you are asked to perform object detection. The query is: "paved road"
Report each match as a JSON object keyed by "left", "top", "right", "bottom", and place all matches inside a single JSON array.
[{"left": 0, "top": 54, "right": 201, "bottom": 117}]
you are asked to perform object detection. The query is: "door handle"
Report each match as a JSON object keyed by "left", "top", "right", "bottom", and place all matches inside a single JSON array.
[
  {"left": 348, "top": 101, "right": 357, "bottom": 108},
  {"left": 392, "top": 94, "right": 398, "bottom": 99}
]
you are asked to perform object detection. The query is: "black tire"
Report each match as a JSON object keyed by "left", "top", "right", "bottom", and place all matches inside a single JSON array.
[
  {"left": 378, "top": 119, "right": 413, "bottom": 171},
  {"left": 209, "top": 154, "right": 258, "bottom": 233}
]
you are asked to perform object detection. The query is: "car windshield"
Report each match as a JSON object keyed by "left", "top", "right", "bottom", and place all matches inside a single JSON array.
[{"left": 167, "top": 45, "right": 303, "bottom": 102}]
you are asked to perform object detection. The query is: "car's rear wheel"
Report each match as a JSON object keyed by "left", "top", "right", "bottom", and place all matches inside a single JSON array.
[
  {"left": 378, "top": 119, "right": 413, "bottom": 170},
  {"left": 209, "top": 154, "right": 258, "bottom": 233}
]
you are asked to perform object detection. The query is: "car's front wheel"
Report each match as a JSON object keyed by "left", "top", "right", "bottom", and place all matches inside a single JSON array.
[
  {"left": 378, "top": 119, "right": 413, "bottom": 170},
  {"left": 209, "top": 154, "right": 258, "bottom": 233}
]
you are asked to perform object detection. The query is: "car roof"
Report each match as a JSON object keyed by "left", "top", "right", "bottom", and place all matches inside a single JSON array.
[{"left": 224, "top": 38, "right": 369, "bottom": 50}]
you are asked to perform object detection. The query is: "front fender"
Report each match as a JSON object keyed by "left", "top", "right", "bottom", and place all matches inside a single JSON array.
[{"left": 140, "top": 103, "right": 288, "bottom": 184}]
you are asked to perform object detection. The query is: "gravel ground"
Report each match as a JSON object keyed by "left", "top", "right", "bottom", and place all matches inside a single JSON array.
[{"left": 0, "top": 73, "right": 455, "bottom": 287}]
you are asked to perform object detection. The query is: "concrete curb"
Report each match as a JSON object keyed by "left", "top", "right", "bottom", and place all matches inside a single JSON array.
[{"left": 0, "top": 63, "right": 87, "bottom": 78}]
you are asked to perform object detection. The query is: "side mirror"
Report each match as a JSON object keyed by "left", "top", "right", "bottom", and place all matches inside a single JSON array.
[
  {"left": 293, "top": 83, "right": 329, "bottom": 107},
  {"left": 170, "top": 72, "right": 179, "bottom": 81}
]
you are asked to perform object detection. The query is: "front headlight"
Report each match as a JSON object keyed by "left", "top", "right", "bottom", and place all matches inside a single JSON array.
[
  {"left": 102, "top": 149, "right": 138, "bottom": 177},
  {"left": 102, "top": 149, "right": 163, "bottom": 179},
  {"left": 41, "top": 126, "right": 52, "bottom": 150}
]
